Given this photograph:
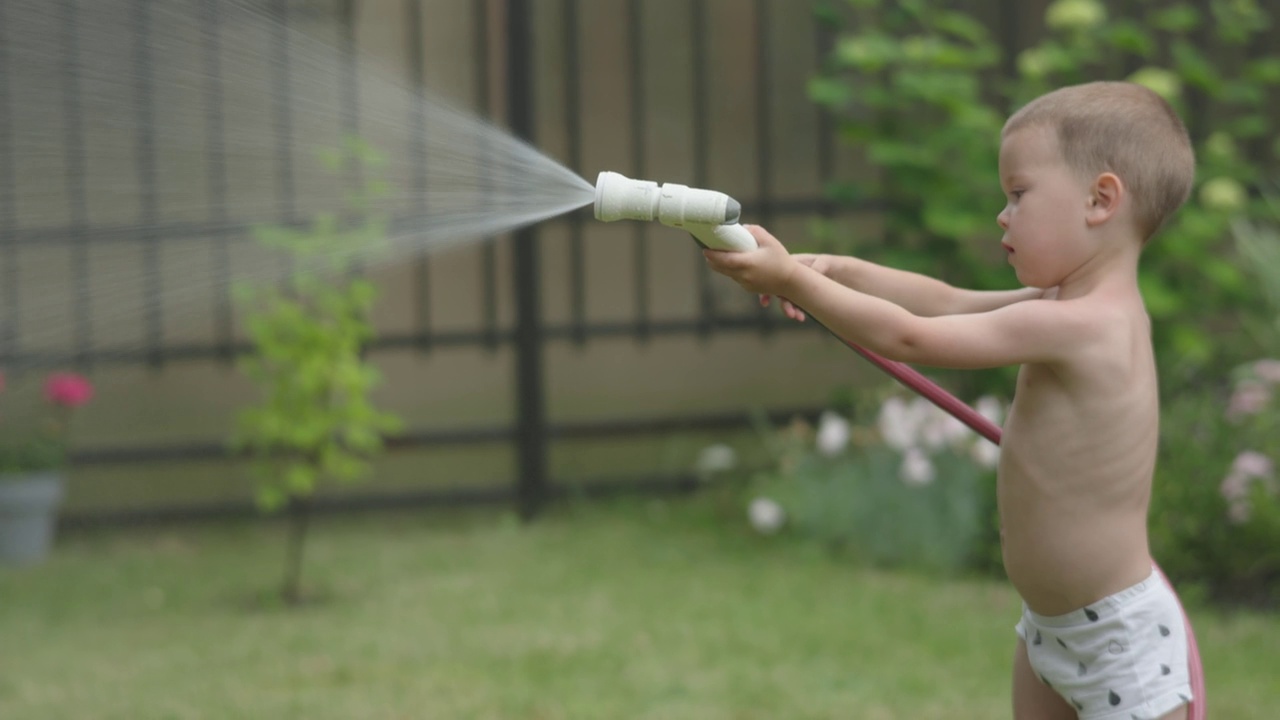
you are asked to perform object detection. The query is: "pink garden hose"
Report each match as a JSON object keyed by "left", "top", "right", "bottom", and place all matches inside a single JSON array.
[{"left": 841, "top": 340, "right": 1207, "bottom": 720}]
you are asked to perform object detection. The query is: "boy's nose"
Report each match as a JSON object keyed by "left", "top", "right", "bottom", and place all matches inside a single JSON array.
[{"left": 996, "top": 207, "right": 1010, "bottom": 230}]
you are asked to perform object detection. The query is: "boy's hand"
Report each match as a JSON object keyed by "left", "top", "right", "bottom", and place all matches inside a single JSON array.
[{"left": 702, "top": 224, "right": 800, "bottom": 298}]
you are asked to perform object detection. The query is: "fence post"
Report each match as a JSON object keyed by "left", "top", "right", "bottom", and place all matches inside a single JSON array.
[{"left": 505, "top": 0, "right": 548, "bottom": 521}]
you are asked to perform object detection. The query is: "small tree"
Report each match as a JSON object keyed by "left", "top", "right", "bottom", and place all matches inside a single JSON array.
[{"left": 231, "top": 137, "right": 403, "bottom": 605}]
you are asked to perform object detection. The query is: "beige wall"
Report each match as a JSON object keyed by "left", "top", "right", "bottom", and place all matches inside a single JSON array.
[{"left": 4, "top": 0, "right": 893, "bottom": 515}]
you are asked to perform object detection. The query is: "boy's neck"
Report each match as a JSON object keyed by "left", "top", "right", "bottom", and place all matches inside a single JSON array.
[{"left": 1055, "top": 234, "right": 1144, "bottom": 302}]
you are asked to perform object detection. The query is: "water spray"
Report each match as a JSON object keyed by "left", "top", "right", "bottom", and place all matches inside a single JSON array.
[{"left": 592, "top": 171, "right": 758, "bottom": 252}]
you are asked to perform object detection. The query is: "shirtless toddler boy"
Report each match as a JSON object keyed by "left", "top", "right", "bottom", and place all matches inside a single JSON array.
[{"left": 704, "top": 81, "right": 1197, "bottom": 719}]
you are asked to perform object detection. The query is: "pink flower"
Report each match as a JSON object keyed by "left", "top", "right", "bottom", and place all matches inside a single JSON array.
[
  {"left": 44, "top": 372, "right": 94, "bottom": 408},
  {"left": 1254, "top": 359, "right": 1280, "bottom": 384},
  {"left": 1221, "top": 451, "right": 1276, "bottom": 525},
  {"left": 1231, "top": 451, "right": 1274, "bottom": 480},
  {"left": 1226, "top": 380, "right": 1271, "bottom": 421}
]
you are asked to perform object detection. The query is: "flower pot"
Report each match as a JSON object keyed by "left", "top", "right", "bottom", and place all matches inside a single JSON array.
[{"left": 0, "top": 471, "right": 65, "bottom": 565}]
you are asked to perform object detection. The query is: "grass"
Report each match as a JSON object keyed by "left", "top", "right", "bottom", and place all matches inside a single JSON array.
[{"left": 1, "top": 497, "right": 1277, "bottom": 719}]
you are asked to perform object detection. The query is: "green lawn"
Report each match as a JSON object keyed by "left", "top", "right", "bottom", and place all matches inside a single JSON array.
[{"left": 1, "top": 498, "right": 1276, "bottom": 719}]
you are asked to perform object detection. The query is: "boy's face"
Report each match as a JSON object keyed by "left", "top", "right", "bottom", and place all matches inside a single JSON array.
[{"left": 996, "top": 126, "right": 1097, "bottom": 289}]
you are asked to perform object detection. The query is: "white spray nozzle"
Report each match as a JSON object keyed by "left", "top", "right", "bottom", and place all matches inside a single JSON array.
[{"left": 593, "top": 171, "right": 755, "bottom": 252}]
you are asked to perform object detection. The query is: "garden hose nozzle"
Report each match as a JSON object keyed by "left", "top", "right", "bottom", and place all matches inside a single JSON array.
[{"left": 593, "top": 171, "right": 758, "bottom": 252}]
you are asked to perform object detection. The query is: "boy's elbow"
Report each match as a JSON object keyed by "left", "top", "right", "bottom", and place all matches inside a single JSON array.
[
  {"left": 881, "top": 330, "right": 928, "bottom": 364},
  {"left": 865, "top": 317, "right": 930, "bottom": 363}
]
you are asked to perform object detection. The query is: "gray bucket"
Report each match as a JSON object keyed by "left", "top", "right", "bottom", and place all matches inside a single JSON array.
[{"left": 0, "top": 472, "right": 65, "bottom": 565}]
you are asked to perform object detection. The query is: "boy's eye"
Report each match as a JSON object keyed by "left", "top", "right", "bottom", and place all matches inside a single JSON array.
[{"left": 1011, "top": 190, "right": 1025, "bottom": 199}]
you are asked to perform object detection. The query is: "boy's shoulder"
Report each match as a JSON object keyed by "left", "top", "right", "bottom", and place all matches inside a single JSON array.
[{"left": 1040, "top": 288, "right": 1152, "bottom": 363}]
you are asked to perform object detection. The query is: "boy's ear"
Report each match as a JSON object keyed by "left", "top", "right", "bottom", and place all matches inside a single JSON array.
[{"left": 1086, "top": 172, "right": 1124, "bottom": 226}]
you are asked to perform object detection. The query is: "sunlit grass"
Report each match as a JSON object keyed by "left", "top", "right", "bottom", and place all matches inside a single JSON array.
[{"left": 1, "top": 498, "right": 1275, "bottom": 719}]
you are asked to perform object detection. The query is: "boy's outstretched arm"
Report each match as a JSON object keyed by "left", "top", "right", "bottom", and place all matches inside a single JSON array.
[
  {"left": 796, "top": 253, "right": 1045, "bottom": 317},
  {"left": 706, "top": 227, "right": 1096, "bottom": 370}
]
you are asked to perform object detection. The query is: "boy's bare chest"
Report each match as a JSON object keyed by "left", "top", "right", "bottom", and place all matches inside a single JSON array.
[{"left": 1003, "top": 361, "right": 1157, "bottom": 481}]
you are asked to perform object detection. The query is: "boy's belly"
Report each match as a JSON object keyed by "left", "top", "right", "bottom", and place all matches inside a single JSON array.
[{"left": 1000, "top": 505, "right": 1153, "bottom": 616}]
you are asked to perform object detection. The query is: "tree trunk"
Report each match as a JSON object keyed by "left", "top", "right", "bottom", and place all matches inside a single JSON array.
[{"left": 281, "top": 494, "right": 312, "bottom": 605}]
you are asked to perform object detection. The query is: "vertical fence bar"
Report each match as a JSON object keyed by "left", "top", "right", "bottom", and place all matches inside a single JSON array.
[
  {"left": 270, "top": 0, "right": 297, "bottom": 225},
  {"left": 1186, "top": 0, "right": 1210, "bottom": 145},
  {"left": 0, "top": 0, "right": 18, "bottom": 363},
  {"left": 998, "top": 0, "right": 1020, "bottom": 84},
  {"left": 627, "top": 0, "right": 649, "bottom": 342},
  {"left": 691, "top": 0, "right": 715, "bottom": 339},
  {"left": 341, "top": 0, "right": 360, "bottom": 155},
  {"left": 563, "top": 0, "right": 586, "bottom": 346},
  {"left": 813, "top": 3, "right": 837, "bottom": 240},
  {"left": 506, "top": 0, "right": 548, "bottom": 521},
  {"left": 201, "top": 0, "right": 234, "bottom": 363},
  {"left": 134, "top": 0, "right": 163, "bottom": 368},
  {"left": 476, "top": 0, "right": 499, "bottom": 350},
  {"left": 340, "top": 0, "right": 363, "bottom": 283},
  {"left": 752, "top": 0, "right": 773, "bottom": 333},
  {"left": 407, "top": 0, "right": 432, "bottom": 352},
  {"left": 62, "top": 0, "right": 92, "bottom": 367}
]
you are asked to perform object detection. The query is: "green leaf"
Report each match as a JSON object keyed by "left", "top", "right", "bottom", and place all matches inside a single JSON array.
[
  {"left": 316, "top": 147, "right": 344, "bottom": 173},
  {"left": 835, "top": 34, "right": 900, "bottom": 71},
  {"left": 285, "top": 464, "right": 317, "bottom": 493},
  {"left": 1245, "top": 56, "right": 1280, "bottom": 84},
  {"left": 256, "top": 486, "right": 287, "bottom": 513},
  {"left": 933, "top": 11, "right": 989, "bottom": 44},
  {"left": 1105, "top": 20, "right": 1155, "bottom": 57},
  {"left": 1138, "top": 271, "right": 1183, "bottom": 317},
  {"left": 1171, "top": 41, "right": 1222, "bottom": 92},
  {"left": 1170, "top": 324, "right": 1213, "bottom": 365},
  {"left": 1204, "top": 257, "right": 1246, "bottom": 292},
  {"left": 808, "top": 77, "right": 853, "bottom": 106},
  {"left": 1229, "top": 114, "right": 1269, "bottom": 138},
  {"left": 1151, "top": 4, "right": 1200, "bottom": 32}
]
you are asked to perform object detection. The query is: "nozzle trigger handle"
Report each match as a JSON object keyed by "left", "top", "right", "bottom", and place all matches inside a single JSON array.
[{"left": 688, "top": 223, "right": 758, "bottom": 252}]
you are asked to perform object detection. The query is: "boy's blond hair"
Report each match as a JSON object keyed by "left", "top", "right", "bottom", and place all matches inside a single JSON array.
[{"left": 1003, "top": 81, "right": 1196, "bottom": 241}]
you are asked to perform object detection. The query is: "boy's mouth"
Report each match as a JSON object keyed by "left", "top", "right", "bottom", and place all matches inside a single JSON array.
[{"left": 1002, "top": 243, "right": 1014, "bottom": 254}]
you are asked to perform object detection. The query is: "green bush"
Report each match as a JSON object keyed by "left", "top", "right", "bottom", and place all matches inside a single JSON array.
[
  {"left": 726, "top": 392, "right": 1005, "bottom": 575},
  {"left": 1152, "top": 371, "right": 1280, "bottom": 607}
]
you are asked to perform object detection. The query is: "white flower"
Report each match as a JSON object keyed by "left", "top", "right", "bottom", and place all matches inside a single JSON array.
[
  {"left": 900, "top": 447, "right": 936, "bottom": 487},
  {"left": 971, "top": 438, "right": 1001, "bottom": 470},
  {"left": 976, "top": 396, "right": 1004, "bottom": 426},
  {"left": 748, "top": 497, "right": 786, "bottom": 534},
  {"left": 938, "top": 412, "right": 972, "bottom": 447},
  {"left": 920, "top": 407, "right": 970, "bottom": 451},
  {"left": 695, "top": 444, "right": 738, "bottom": 476},
  {"left": 919, "top": 414, "right": 949, "bottom": 451},
  {"left": 696, "top": 440, "right": 737, "bottom": 479},
  {"left": 815, "top": 411, "right": 851, "bottom": 457},
  {"left": 877, "top": 396, "right": 917, "bottom": 451}
]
